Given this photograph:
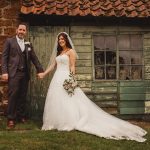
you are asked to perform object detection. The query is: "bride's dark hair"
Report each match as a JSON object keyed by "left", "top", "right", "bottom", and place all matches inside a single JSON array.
[{"left": 57, "top": 32, "right": 72, "bottom": 56}]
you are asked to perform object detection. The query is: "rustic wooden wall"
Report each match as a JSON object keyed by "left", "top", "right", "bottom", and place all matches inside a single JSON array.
[
  {"left": 0, "top": 0, "right": 21, "bottom": 115},
  {"left": 70, "top": 26, "right": 150, "bottom": 116}
]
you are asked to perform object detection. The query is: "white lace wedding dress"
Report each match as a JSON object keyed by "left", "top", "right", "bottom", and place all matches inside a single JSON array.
[{"left": 42, "top": 54, "right": 147, "bottom": 142}]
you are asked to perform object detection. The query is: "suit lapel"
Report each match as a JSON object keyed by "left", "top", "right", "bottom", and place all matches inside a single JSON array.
[
  {"left": 24, "top": 42, "right": 29, "bottom": 61},
  {"left": 13, "top": 37, "right": 22, "bottom": 55}
]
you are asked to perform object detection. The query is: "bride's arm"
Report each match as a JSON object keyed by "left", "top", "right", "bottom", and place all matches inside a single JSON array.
[
  {"left": 69, "top": 49, "right": 76, "bottom": 74},
  {"left": 44, "top": 61, "right": 56, "bottom": 76}
]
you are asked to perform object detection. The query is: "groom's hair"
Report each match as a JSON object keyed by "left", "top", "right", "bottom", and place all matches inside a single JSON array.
[
  {"left": 16, "top": 22, "right": 28, "bottom": 29},
  {"left": 57, "top": 33, "right": 72, "bottom": 55}
]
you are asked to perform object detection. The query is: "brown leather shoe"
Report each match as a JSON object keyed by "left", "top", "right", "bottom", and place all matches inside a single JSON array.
[{"left": 7, "top": 120, "right": 15, "bottom": 129}]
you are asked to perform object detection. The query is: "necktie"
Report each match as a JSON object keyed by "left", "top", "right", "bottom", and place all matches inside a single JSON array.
[{"left": 19, "top": 39, "right": 25, "bottom": 52}]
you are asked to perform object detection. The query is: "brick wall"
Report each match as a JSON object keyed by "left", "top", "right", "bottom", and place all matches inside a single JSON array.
[{"left": 0, "top": 0, "right": 21, "bottom": 115}]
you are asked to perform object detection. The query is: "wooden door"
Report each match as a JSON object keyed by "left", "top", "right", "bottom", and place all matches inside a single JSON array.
[{"left": 28, "top": 26, "right": 68, "bottom": 119}]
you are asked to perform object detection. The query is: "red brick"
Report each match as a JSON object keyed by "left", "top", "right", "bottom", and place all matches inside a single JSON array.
[
  {"left": 0, "top": 0, "right": 10, "bottom": 9},
  {"left": 0, "top": 20, "right": 13, "bottom": 27},
  {"left": 3, "top": 8, "right": 20, "bottom": 19},
  {"left": 4, "top": 27, "right": 16, "bottom": 36}
]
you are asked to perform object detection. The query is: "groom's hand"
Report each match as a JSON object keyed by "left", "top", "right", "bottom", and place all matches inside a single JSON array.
[{"left": 1, "top": 73, "right": 8, "bottom": 81}]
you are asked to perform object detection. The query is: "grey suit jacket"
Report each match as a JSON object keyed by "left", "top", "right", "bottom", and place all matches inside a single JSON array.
[{"left": 1, "top": 36, "right": 44, "bottom": 78}]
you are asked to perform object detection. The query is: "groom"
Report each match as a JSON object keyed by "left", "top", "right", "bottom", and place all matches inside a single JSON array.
[{"left": 1, "top": 23, "right": 44, "bottom": 129}]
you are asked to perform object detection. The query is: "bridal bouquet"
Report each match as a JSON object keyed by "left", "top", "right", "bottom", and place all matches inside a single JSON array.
[{"left": 63, "top": 72, "right": 79, "bottom": 96}]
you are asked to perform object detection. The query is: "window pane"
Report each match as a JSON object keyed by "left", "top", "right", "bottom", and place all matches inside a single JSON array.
[
  {"left": 131, "top": 51, "right": 142, "bottom": 64},
  {"left": 94, "top": 51, "right": 104, "bottom": 65},
  {"left": 131, "top": 66, "right": 142, "bottom": 80},
  {"left": 118, "top": 35, "right": 130, "bottom": 49},
  {"left": 106, "top": 51, "right": 116, "bottom": 64},
  {"left": 131, "top": 35, "right": 142, "bottom": 49},
  {"left": 106, "top": 66, "right": 116, "bottom": 79},
  {"left": 105, "top": 36, "right": 116, "bottom": 50},
  {"left": 93, "top": 36, "right": 105, "bottom": 50},
  {"left": 95, "top": 66, "right": 105, "bottom": 79},
  {"left": 119, "top": 66, "right": 130, "bottom": 80},
  {"left": 119, "top": 51, "right": 131, "bottom": 64}
]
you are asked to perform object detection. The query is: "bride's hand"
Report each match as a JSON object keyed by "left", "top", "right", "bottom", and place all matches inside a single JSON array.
[{"left": 37, "top": 72, "right": 45, "bottom": 79}]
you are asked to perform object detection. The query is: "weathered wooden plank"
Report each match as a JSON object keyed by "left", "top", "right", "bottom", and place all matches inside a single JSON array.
[
  {"left": 102, "top": 107, "right": 118, "bottom": 114},
  {"left": 119, "top": 81, "right": 145, "bottom": 87},
  {"left": 92, "top": 81, "right": 117, "bottom": 87},
  {"left": 78, "top": 52, "right": 91, "bottom": 60},
  {"left": 145, "top": 101, "right": 150, "bottom": 113},
  {"left": 120, "top": 101, "right": 145, "bottom": 108},
  {"left": 76, "top": 67, "right": 92, "bottom": 74},
  {"left": 78, "top": 81, "right": 91, "bottom": 88},
  {"left": 94, "top": 101, "right": 117, "bottom": 108},
  {"left": 92, "top": 87, "right": 117, "bottom": 93},
  {"left": 120, "top": 87, "right": 146, "bottom": 94},
  {"left": 120, "top": 107, "right": 145, "bottom": 114},
  {"left": 145, "top": 66, "right": 150, "bottom": 72},
  {"left": 120, "top": 94, "right": 146, "bottom": 101},
  {"left": 76, "top": 74, "right": 92, "bottom": 80},
  {"left": 76, "top": 60, "right": 92, "bottom": 67},
  {"left": 81, "top": 87, "right": 91, "bottom": 92},
  {"left": 73, "top": 39, "right": 91, "bottom": 46},
  {"left": 94, "top": 94, "right": 117, "bottom": 101},
  {"left": 75, "top": 45, "right": 92, "bottom": 53},
  {"left": 70, "top": 32, "right": 91, "bottom": 38}
]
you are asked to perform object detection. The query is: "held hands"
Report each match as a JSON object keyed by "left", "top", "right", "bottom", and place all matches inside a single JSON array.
[
  {"left": 37, "top": 72, "right": 45, "bottom": 79},
  {"left": 1, "top": 74, "right": 8, "bottom": 81}
]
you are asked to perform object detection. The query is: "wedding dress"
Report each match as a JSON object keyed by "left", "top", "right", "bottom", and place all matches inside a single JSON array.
[{"left": 42, "top": 54, "right": 147, "bottom": 142}]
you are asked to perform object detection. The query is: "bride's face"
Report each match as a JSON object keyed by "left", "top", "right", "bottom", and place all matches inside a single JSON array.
[{"left": 58, "top": 35, "right": 66, "bottom": 48}]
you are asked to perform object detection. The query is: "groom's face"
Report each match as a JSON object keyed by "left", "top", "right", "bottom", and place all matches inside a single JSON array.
[{"left": 16, "top": 25, "right": 27, "bottom": 39}]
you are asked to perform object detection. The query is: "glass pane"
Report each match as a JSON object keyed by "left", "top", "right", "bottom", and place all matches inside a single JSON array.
[
  {"left": 119, "top": 51, "right": 131, "bottom": 64},
  {"left": 131, "top": 51, "right": 142, "bottom": 64},
  {"left": 105, "top": 36, "right": 116, "bottom": 50},
  {"left": 119, "top": 66, "right": 130, "bottom": 80},
  {"left": 95, "top": 66, "right": 105, "bottom": 79},
  {"left": 131, "top": 35, "right": 142, "bottom": 49},
  {"left": 93, "top": 36, "right": 105, "bottom": 50},
  {"left": 131, "top": 66, "right": 142, "bottom": 80},
  {"left": 94, "top": 51, "right": 104, "bottom": 65},
  {"left": 118, "top": 35, "right": 130, "bottom": 49},
  {"left": 106, "top": 51, "right": 116, "bottom": 64},
  {"left": 106, "top": 66, "right": 116, "bottom": 79}
]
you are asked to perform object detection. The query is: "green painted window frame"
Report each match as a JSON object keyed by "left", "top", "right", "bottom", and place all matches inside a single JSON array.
[{"left": 93, "top": 33, "right": 144, "bottom": 81}]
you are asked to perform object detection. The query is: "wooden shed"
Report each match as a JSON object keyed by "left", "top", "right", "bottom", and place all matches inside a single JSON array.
[{"left": 1, "top": 0, "right": 150, "bottom": 119}]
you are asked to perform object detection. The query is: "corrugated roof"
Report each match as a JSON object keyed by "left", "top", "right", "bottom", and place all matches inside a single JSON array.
[{"left": 21, "top": 0, "right": 150, "bottom": 17}]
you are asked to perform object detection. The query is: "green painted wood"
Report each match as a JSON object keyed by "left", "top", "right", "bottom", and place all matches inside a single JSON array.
[
  {"left": 120, "top": 87, "right": 146, "bottom": 94},
  {"left": 120, "top": 94, "right": 146, "bottom": 100},
  {"left": 120, "top": 107, "right": 145, "bottom": 114},
  {"left": 120, "top": 101, "right": 145, "bottom": 108}
]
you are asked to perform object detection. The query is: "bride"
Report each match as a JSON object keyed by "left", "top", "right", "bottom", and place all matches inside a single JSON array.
[{"left": 39, "top": 32, "right": 147, "bottom": 142}]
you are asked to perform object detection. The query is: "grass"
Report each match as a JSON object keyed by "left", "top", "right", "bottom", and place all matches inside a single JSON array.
[{"left": 0, "top": 116, "right": 150, "bottom": 150}]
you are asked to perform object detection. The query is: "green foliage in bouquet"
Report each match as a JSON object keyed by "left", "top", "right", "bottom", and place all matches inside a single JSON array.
[{"left": 63, "top": 72, "right": 79, "bottom": 96}]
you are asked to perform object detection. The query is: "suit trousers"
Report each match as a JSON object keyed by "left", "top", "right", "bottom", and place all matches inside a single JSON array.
[{"left": 7, "top": 71, "right": 29, "bottom": 120}]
